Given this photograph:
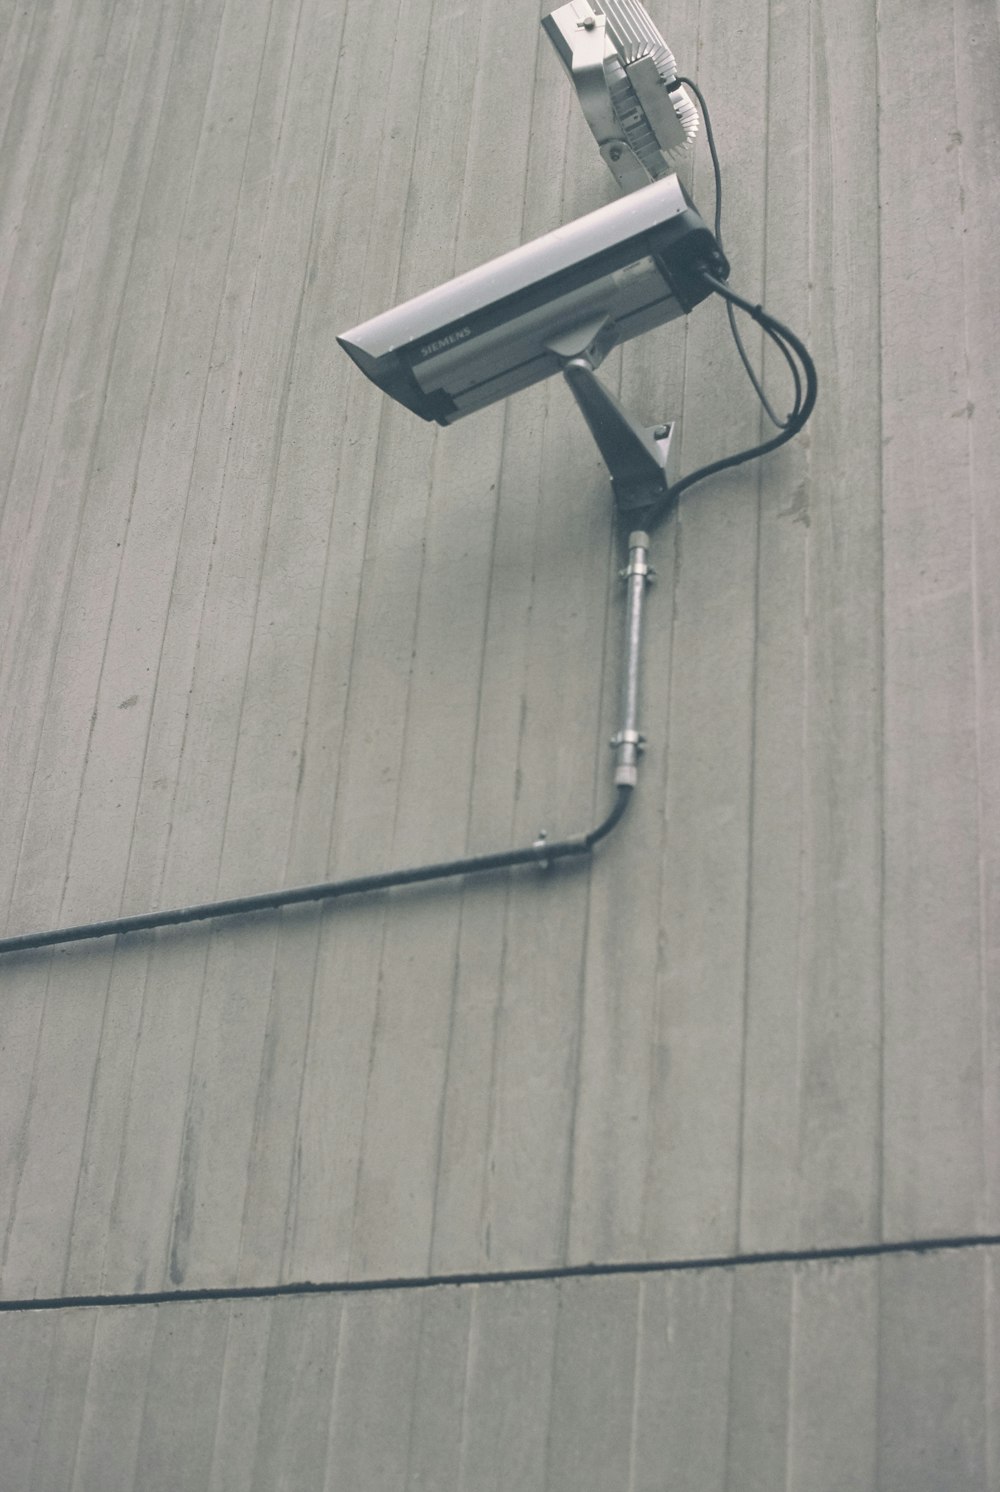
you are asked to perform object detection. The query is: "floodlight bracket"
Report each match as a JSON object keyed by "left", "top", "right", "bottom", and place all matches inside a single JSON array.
[{"left": 542, "top": 5, "right": 652, "bottom": 191}]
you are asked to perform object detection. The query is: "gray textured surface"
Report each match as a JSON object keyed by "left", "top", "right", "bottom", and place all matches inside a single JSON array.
[
  {"left": 1, "top": 1250, "right": 998, "bottom": 1491},
  {"left": 1, "top": 0, "right": 999, "bottom": 1477},
  {"left": 2, "top": 0, "right": 997, "bottom": 1299}
]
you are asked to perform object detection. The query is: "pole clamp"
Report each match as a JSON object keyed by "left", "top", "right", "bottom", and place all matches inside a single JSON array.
[
  {"left": 619, "top": 559, "right": 654, "bottom": 581},
  {"left": 610, "top": 729, "right": 646, "bottom": 752}
]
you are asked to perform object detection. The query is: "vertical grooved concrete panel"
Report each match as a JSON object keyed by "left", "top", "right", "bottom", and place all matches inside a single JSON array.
[
  {"left": 1, "top": 0, "right": 998, "bottom": 1478},
  {"left": 2, "top": 0, "right": 997, "bottom": 1295}
]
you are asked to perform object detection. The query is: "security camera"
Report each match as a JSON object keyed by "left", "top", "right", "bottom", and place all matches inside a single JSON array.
[
  {"left": 336, "top": 0, "right": 813, "bottom": 519},
  {"left": 336, "top": 173, "right": 727, "bottom": 428}
]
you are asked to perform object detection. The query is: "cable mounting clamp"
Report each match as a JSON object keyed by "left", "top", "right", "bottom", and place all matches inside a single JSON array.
[{"left": 532, "top": 829, "right": 552, "bottom": 871}]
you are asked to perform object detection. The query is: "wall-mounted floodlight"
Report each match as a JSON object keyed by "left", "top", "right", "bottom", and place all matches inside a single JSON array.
[{"left": 542, "top": 0, "right": 699, "bottom": 193}]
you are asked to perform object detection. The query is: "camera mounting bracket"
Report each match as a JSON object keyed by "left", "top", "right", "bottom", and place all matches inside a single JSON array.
[{"left": 546, "top": 320, "right": 674, "bottom": 513}]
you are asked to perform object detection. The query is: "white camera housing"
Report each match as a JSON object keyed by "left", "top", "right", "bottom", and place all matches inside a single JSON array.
[{"left": 337, "top": 174, "right": 726, "bottom": 426}]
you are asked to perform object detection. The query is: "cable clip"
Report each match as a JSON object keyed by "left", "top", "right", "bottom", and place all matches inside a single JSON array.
[{"left": 532, "top": 829, "right": 552, "bottom": 870}]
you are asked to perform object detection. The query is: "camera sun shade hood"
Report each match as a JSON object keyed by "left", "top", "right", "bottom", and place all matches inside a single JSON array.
[{"left": 336, "top": 174, "right": 727, "bottom": 426}]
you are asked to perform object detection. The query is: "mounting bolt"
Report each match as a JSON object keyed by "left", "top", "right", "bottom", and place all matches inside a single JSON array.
[
  {"left": 580, "top": 13, "right": 596, "bottom": 26},
  {"left": 654, "top": 424, "right": 670, "bottom": 438},
  {"left": 609, "top": 145, "right": 623, "bottom": 160}
]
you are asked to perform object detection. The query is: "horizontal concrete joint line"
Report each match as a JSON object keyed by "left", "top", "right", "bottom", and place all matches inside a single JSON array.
[{"left": 4, "top": 1233, "right": 1000, "bottom": 1313}]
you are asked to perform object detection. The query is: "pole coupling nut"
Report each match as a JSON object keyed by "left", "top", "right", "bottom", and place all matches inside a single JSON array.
[
  {"left": 617, "top": 560, "right": 656, "bottom": 581},
  {"left": 620, "top": 558, "right": 654, "bottom": 581},
  {"left": 610, "top": 730, "right": 645, "bottom": 752}
]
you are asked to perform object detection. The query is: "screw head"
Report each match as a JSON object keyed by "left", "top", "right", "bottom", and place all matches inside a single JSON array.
[
  {"left": 609, "top": 145, "right": 622, "bottom": 161},
  {"left": 581, "top": 13, "right": 596, "bottom": 26}
]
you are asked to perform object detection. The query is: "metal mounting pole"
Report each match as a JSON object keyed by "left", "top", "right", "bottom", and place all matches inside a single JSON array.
[{"left": 612, "top": 530, "right": 652, "bottom": 788}]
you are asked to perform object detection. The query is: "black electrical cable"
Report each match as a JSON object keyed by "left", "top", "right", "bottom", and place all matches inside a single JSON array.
[
  {"left": 0, "top": 787, "right": 633, "bottom": 956},
  {"left": 703, "top": 271, "right": 818, "bottom": 428},
  {"left": 641, "top": 272, "right": 818, "bottom": 533},
  {"left": 636, "top": 76, "right": 819, "bottom": 532},
  {"left": 674, "top": 75, "right": 802, "bottom": 429},
  {"left": 670, "top": 77, "right": 722, "bottom": 242}
]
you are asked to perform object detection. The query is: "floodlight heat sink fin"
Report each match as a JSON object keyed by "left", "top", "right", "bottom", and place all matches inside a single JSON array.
[{"left": 542, "top": 0, "right": 699, "bottom": 193}]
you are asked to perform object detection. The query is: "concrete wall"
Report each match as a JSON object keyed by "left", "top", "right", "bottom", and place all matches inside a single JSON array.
[
  {"left": 4, "top": 1250, "right": 1000, "bottom": 1491},
  {"left": 1, "top": 0, "right": 998, "bottom": 1483}
]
